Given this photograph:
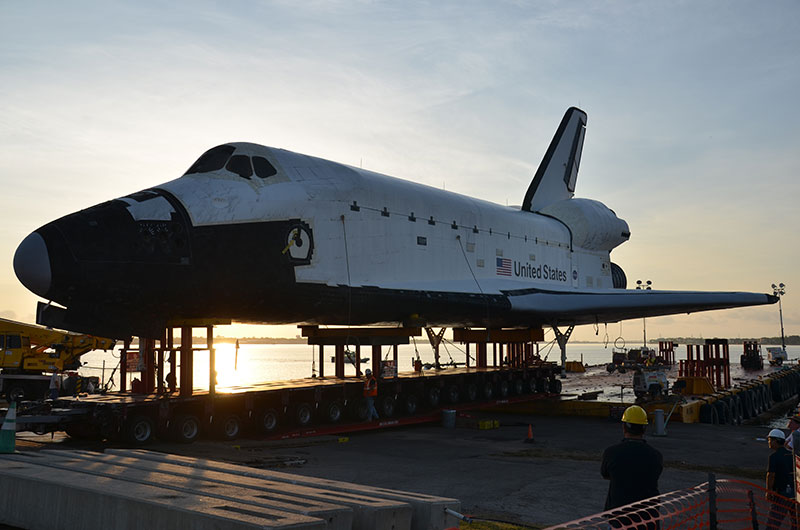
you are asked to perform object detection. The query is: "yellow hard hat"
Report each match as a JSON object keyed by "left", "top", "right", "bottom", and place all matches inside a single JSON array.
[{"left": 621, "top": 405, "right": 648, "bottom": 425}]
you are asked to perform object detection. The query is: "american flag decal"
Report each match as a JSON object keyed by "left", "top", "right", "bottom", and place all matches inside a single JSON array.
[{"left": 496, "top": 257, "right": 512, "bottom": 276}]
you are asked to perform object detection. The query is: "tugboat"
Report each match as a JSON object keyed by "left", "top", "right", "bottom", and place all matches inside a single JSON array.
[{"left": 330, "top": 350, "right": 370, "bottom": 365}]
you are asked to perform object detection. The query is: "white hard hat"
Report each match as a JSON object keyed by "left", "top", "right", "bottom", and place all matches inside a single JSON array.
[
  {"left": 768, "top": 428, "right": 786, "bottom": 441},
  {"left": 365, "top": 369, "right": 372, "bottom": 376}
]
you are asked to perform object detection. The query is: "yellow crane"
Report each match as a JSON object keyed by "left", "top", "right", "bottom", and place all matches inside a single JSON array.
[{"left": 0, "top": 317, "right": 115, "bottom": 401}]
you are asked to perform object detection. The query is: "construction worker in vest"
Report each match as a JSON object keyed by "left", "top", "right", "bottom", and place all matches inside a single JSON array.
[
  {"left": 363, "top": 369, "right": 379, "bottom": 421},
  {"left": 765, "top": 428, "right": 796, "bottom": 530},
  {"left": 601, "top": 405, "right": 663, "bottom": 510}
]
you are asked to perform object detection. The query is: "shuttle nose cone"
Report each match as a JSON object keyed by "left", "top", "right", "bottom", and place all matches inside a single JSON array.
[{"left": 14, "top": 232, "right": 52, "bottom": 298}]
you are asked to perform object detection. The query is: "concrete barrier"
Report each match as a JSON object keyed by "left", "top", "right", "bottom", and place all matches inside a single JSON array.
[
  {"left": 42, "top": 450, "right": 415, "bottom": 530},
  {"left": 5, "top": 451, "right": 352, "bottom": 530},
  {"left": 107, "top": 449, "right": 460, "bottom": 530},
  {"left": 0, "top": 455, "right": 325, "bottom": 530}
]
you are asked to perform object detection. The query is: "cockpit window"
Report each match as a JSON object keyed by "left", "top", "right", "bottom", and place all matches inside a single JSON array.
[
  {"left": 226, "top": 155, "right": 253, "bottom": 179},
  {"left": 184, "top": 145, "right": 235, "bottom": 175},
  {"left": 253, "top": 156, "right": 277, "bottom": 179}
]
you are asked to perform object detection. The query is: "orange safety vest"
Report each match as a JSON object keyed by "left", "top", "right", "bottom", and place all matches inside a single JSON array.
[{"left": 364, "top": 376, "right": 378, "bottom": 397}]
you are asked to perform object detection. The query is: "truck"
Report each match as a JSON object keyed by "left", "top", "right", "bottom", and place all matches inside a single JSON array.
[{"left": 0, "top": 317, "right": 116, "bottom": 402}]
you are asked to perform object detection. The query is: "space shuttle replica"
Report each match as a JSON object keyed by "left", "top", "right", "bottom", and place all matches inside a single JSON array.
[{"left": 14, "top": 108, "right": 775, "bottom": 338}]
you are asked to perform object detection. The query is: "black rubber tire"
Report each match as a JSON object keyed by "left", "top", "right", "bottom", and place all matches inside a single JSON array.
[
  {"left": 125, "top": 415, "right": 155, "bottom": 445},
  {"left": 699, "top": 404, "right": 714, "bottom": 424},
  {"left": 741, "top": 392, "right": 753, "bottom": 419},
  {"left": 171, "top": 414, "right": 201, "bottom": 444},
  {"left": 380, "top": 395, "right": 396, "bottom": 418},
  {"left": 482, "top": 382, "right": 494, "bottom": 400},
  {"left": 294, "top": 403, "right": 314, "bottom": 427},
  {"left": 497, "top": 381, "right": 509, "bottom": 398},
  {"left": 427, "top": 387, "right": 441, "bottom": 407},
  {"left": 351, "top": 399, "right": 369, "bottom": 421},
  {"left": 256, "top": 408, "right": 279, "bottom": 433},
  {"left": 444, "top": 385, "right": 460, "bottom": 404},
  {"left": 764, "top": 384, "right": 774, "bottom": 408},
  {"left": 606, "top": 363, "right": 616, "bottom": 373},
  {"left": 771, "top": 380, "right": 783, "bottom": 402},
  {"left": 216, "top": 414, "right": 241, "bottom": 441},
  {"left": 512, "top": 379, "right": 524, "bottom": 396},
  {"left": 714, "top": 401, "right": 729, "bottom": 425},
  {"left": 324, "top": 401, "right": 344, "bottom": 423},
  {"left": 548, "top": 379, "right": 563, "bottom": 395},
  {"left": 6, "top": 384, "right": 27, "bottom": 403},
  {"left": 465, "top": 383, "right": 478, "bottom": 401},
  {"left": 535, "top": 378, "right": 548, "bottom": 394},
  {"left": 404, "top": 394, "right": 419, "bottom": 415},
  {"left": 730, "top": 397, "right": 742, "bottom": 425}
]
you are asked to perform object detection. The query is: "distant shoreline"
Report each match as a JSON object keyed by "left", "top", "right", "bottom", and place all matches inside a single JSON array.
[{"left": 121, "top": 336, "right": 797, "bottom": 346}]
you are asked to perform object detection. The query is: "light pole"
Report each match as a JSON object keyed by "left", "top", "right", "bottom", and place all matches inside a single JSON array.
[
  {"left": 772, "top": 283, "right": 786, "bottom": 351},
  {"left": 636, "top": 279, "right": 652, "bottom": 349}
]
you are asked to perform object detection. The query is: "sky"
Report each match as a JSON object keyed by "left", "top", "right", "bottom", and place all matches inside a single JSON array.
[{"left": 0, "top": 1, "right": 798, "bottom": 344}]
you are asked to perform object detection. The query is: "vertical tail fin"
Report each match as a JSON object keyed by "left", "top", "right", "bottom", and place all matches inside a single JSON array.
[{"left": 521, "top": 107, "right": 587, "bottom": 212}]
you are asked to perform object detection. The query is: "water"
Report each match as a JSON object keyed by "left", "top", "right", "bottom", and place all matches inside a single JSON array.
[{"left": 77, "top": 340, "right": 800, "bottom": 393}]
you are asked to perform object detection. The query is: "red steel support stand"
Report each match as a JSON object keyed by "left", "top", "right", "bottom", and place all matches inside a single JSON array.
[
  {"left": 208, "top": 325, "right": 215, "bottom": 398},
  {"left": 335, "top": 344, "right": 345, "bottom": 378},
  {"left": 180, "top": 326, "right": 193, "bottom": 397},
  {"left": 142, "top": 338, "right": 156, "bottom": 393},
  {"left": 120, "top": 339, "right": 129, "bottom": 392}
]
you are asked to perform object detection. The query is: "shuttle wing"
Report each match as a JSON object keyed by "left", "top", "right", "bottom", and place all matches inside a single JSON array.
[{"left": 506, "top": 288, "right": 776, "bottom": 327}]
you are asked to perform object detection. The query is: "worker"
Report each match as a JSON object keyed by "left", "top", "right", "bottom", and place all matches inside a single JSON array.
[
  {"left": 765, "top": 428, "right": 795, "bottom": 530},
  {"left": 785, "top": 415, "right": 800, "bottom": 450},
  {"left": 165, "top": 371, "right": 177, "bottom": 393},
  {"left": 363, "top": 368, "right": 379, "bottom": 421},
  {"left": 414, "top": 358, "right": 423, "bottom": 372},
  {"left": 48, "top": 371, "right": 60, "bottom": 400},
  {"left": 601, "top": 405, "right": 663, "bottom": 510}
]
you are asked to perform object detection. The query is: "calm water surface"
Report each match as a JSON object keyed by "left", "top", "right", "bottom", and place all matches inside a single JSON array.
[{"left": 79, "top": 340, "right": 800, "bottom": 393}]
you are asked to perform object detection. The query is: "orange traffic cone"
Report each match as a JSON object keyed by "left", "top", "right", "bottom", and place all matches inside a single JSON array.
[{"left": 524, "top": 423, "right": 534, "bottom": 444}]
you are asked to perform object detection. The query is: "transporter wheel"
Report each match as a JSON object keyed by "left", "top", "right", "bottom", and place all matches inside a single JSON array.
[
  {"left": 256, "top": 408, "right": 279, "bottom": 433},
  {"left": 606, "top": 363, "right": 616, "bottom": 373},
  {"left": 380, "top": 396, "right": 396, "bottom": 418},
  {"left": 427, "top": 387, "right": 441, "bottom": 407},
  {"left": 482, "top": 382, "right": 494, "bottom": 400},
  {"left": 125, "top": 415, "right": 155, "bottom": 445},
  {"left": 512, "top": 379, "right": 524, "bottom": 396},
  {"left": 351, "top": 399, "right": 369, "bottom": 421},
  {"left": 535, "top": 378, "right": 548, "bottom": 394},
  {"left": 6, "top": 383, "right": 27, "bottom": 403},
  {"left": 403, "top": 394, "right": 419, "bottom": 415},
  {"left": 497, "top": 381, "right": 509, "bottom": 398},
  {"left": 294, "top": 403, "right": 314, "bottom": 427},
  {"left": 548, "top": 379, "right": 562, "bottom": 395},
  {"left": 465, "top": 383, "right": 478, "bottom": 402},
  {"left": 324, "top": 401, "right": 344, "bottom": 423},
  {"left": 216, "top": 414, "right": 241, "bottom": 441},
  {"left": 444, "top": 384, "right": 460, "bottom": 404},
  {"left": 171, "top": 414, "right": 201, "bottom": 443}
]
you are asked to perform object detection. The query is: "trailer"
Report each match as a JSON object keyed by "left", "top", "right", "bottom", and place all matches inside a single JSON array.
[{"left": 8, "top": 324, "right": 562, "bottom": 444}]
